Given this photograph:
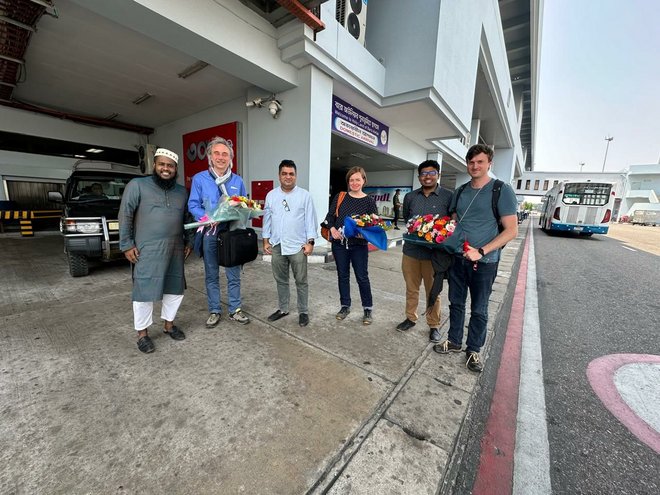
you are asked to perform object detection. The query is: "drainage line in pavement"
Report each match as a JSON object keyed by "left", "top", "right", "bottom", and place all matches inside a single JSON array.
[{"left": 307, "top": 343, "right": 437, "bottom": 494}]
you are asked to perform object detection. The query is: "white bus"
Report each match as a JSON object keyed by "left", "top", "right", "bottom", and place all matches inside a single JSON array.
[{"left": 539, "top": 181, "right": 615, "bottom": 236}]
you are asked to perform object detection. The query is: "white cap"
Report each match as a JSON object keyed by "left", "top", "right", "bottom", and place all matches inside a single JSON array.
[{"left": 154, "top": 148, "right": 178, "bottom": 164}]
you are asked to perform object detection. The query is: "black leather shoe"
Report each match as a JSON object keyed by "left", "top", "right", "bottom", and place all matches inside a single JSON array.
[
  {"left": 429, "top": 328, "right": 441, "bottom": 343},
  {"left": 268, "top": 310, "right": 289, "bottom": 322},
  {"left": 396, "top": 318, "right": 416, "bottom": 332},
  {"left": 299, "top": 313, "right": 309, "bottom": 327},
  {"left": 164, "top": 326, "right": 186, "bottom": 341},
  {"left": 137, "top": 336, "right": 155, "bottom": 353}
]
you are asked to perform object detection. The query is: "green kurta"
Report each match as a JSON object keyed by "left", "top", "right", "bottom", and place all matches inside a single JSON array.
[{"left": 119, "top": 176, "right": 189, "bottom": 302}]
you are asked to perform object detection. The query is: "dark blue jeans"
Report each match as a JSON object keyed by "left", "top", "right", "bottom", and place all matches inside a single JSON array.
[
  {"left": 332, "top": 243, "right": 373, "bottom": 309},
  {"left": 447, "top": 257, "right": 499, "bottom": 353}
]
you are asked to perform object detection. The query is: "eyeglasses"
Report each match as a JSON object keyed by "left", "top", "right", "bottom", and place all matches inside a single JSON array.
[
  {"left": 282, "top": 199, "right": 290, "bottom": 211},
  {"left": 419, "top": 171, "right": 439, "bottom": 177}
]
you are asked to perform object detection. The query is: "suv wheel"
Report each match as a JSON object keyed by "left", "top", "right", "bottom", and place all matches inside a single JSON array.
[{"left": 68, "top": 253, "right": 89, "bottom": 277}]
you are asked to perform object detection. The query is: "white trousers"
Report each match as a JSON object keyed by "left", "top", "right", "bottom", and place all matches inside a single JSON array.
[{"left": 133, "top": 294, "right": 184, "bottom": 331}]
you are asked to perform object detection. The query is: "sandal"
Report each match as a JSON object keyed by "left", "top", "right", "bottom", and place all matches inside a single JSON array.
[
  {"left": 163, "top": 326, "right": 186, "bottom": 341},
  {"left": 137, "top": 336, "right": 155, "bottom": 353}
]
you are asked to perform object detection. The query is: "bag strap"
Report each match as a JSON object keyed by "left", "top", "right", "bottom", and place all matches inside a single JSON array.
[
  {"left": 491, "top": 179, "right": 503, "bottom": 225},
  {"left": 335, "top": 191, "right": 346, "bottom": 216}
]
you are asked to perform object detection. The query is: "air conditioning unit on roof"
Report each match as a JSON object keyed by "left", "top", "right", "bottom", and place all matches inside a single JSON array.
[{"left": 336, "top": 0, "right": 367, "bottom": 46}]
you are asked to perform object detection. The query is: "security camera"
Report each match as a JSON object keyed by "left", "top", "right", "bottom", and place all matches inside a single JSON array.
[
  {"left": 246, "top": 97, "right": 264, "bottom": 108},
  {"left": 268, "top": 99, "right": 282, "bottom": 118}
]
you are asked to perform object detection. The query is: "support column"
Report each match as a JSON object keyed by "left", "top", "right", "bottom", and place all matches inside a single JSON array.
[
  {"left": 246, "top": 65, "right": 333, "bottom": 241},
  {"left": 491, "top": 147, "right": 515, "bottom": 183}
]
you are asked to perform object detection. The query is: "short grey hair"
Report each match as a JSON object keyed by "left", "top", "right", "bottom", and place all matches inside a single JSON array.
[{"left": 206, "top": 136, "right": 235, "bottom": 166}]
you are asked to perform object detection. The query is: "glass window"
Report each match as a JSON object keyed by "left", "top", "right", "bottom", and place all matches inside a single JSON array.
[
  {"left": 562, "top": 183, "right": 612, "bottom": 206},
  {"left": 525, "top": 180, "right": 531, "bottom": 190},
  {"left": 534, "top": 180, "right": 540, "bottom": 190},
  {"left": 543, "top": 180, "right": 549, "bottom": 191},
  {"left": 517, "top": 179, "right": 522, "bottom": 189}
]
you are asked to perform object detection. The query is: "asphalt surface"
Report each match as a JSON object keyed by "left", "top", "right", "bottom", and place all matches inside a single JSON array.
[{"left": 534, "top": 225, "right": 660, "bottom": 495}]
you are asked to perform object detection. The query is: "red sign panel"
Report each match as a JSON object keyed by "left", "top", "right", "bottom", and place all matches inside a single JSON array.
[
  {"left": 182, "top": 122, "right": 239, "bottom": 190},
  {"left": 251, "top": 180, "right": 273, "bottom": 228}
]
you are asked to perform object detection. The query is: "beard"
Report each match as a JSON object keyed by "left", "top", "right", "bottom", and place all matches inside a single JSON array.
[{"left": 152, "top": 169, "right": 178, "bottom": 190}]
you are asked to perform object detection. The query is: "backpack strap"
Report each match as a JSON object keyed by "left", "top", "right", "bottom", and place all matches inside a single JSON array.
[
  {"left": 491, "top": 179, "right": 503, "bottom": 220},
  {"left": 448, "top": 183, "right": 468, "bottom": 215}
]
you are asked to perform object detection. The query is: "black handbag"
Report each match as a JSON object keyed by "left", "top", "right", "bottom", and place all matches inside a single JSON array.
[{"left": 217, "top": 228, "right": 258, "bottom": 267}]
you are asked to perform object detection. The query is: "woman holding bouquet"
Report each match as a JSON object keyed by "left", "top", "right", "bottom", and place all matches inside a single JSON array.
[{"left": 323, "top": 166, "right": 378, "bottom": 325}]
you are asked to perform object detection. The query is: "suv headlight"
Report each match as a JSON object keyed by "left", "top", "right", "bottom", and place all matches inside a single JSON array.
[{"left": 65, "top": 220, "right": 101, "bottom": 234}]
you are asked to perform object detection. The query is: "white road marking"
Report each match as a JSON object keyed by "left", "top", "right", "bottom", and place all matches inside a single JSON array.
[
  {"left": 621, "top": 246, "right": 636, "bottom": 252},
  {"left": 512, "top": 227, "right": 552, "bottom": 495},
  {"left": 615, "top": 363, "right": 660, "bottom": 432}
]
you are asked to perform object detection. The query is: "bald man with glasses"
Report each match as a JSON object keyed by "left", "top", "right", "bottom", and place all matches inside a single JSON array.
[{"left": 262, "top": 160, "right": 318, "bottom": 327}]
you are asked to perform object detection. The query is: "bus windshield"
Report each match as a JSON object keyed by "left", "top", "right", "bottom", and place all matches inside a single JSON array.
[{"left": 562, "top": 183, "right": 612, "bottom": 206}]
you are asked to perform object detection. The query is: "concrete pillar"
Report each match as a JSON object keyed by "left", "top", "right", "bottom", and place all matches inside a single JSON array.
[
  {"left": 246, "top": 65, "right": 333, "bottom": 239},
  {"left": 491, "top": 147, "right": 515, "bottom": 183},
  {"left": 470, "top": 119, "right": 481, "bottom": 146}
]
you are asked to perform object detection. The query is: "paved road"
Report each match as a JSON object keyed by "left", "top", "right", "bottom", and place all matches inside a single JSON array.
[{"left": 535, "top": 225, "right": 660, "bottom": 494}]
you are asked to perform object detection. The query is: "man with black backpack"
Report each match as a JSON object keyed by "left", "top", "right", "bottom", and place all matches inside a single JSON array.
[{"left": 433, "top": 144, "right": 518, "bottom": 372}]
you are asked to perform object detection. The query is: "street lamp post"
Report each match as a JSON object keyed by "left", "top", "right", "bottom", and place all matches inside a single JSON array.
[
  {"left": 579, "top": 162, "right": 585, "bottom": 173},
  {"left": 602, "top": 136, "right": 614, "bottom": 172}
]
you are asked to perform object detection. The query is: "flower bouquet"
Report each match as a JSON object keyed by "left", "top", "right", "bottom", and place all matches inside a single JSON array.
[
  {"left": 404, "top": 214, "right": 465, "bottom": 312},
  {"left": 343, "top": 213, "right": 393, "bottom": 251},
  {"left": 185, "top": 195, "right": 263, "bottom": 231},
  {"left": 403, "top": 214, "right": 464, "bottom": 254}
]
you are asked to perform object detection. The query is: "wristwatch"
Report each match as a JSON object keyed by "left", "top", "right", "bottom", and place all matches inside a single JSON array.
[
  {"left": 307, "top": 239, "right": 315, "bottom": 246},
  {"left": 477, "top": 247, "right": 485, "bottom": 257}
]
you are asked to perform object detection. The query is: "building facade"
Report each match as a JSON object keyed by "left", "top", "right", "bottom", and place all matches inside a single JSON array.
[{"left": 0, "top": 0, "right": 542, "bottom": 234}]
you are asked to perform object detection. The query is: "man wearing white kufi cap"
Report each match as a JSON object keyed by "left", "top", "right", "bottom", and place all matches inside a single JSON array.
[{"left": 119, "top": 147, "right": 193, "bottom": 353}]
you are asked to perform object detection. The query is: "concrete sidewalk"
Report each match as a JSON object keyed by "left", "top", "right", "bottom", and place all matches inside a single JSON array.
[{"left": 0, "top": 223, "right": 528, "bottom": 494}]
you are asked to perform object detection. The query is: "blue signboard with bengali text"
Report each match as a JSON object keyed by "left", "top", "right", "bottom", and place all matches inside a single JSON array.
[{"left": 331, "top": 96, "right": 389, "bottom": 153}]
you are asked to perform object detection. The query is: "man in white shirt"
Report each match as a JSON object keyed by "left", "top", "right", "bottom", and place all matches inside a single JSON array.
[{"left": 262, "top": 160, "right": 318, "bottom": 327}]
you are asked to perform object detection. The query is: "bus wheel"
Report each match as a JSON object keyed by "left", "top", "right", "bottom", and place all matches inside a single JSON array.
[
  {"left": 68, "top": 253, "right": 89, "bottom": 277},
  {"left": 579, "top": 232, "right": 593, "bottom": 237}
]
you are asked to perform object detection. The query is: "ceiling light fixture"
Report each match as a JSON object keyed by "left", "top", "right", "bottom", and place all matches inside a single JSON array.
[
  {"left": 177, "top": 61, "right": 209, "bottom": 79},
  {"left": 132, "top": 92, "right": 153, "bottom": 105},
  {"left": 85, "top": 148, "right": 104, "bottom": 153},
  {"left": 104, "top": 113, "right": 119, "bottom": 121}
]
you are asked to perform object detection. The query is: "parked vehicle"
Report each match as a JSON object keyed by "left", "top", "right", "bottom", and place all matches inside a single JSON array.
[
  {"left": 49, "top": 161, "right": 143, "bottom": 277},
  {"left": 539, "top": 181, "right": 615, "bottom": 236},
  {"left": 631, "top": 209, "right": 659, "bottom": 226}
]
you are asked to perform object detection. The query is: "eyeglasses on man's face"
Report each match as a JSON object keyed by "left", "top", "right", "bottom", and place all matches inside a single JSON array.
[
  {"left": 419, "top": 170, "right": 438, "bottom": 177},
  {"left": 282, "top": 199, "right": 290, "bottom": 211}
]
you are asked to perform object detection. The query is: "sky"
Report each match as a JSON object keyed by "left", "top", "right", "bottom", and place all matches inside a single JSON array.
[{"left": 534, "top": 0, "right": 660, "bottom": 173}]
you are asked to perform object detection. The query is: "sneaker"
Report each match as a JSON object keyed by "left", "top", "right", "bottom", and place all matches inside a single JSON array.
[
  {"left": 433, "top": 340, "right": 462, "bottom": 354},
  {"left": 429, "top": 328, "right": 441, "bottom": 343},
  {"left": 362, "top": 309, "right": 373, "bottom": 325},
  {"left": 229, "top": 309, "right": 250, "bottom": 325},
  {"left": 336, "top": 306, "right": 350, "bottom": 320},
  {"left": 299, "top": 313, "right": 309, "bottom": 327},
  {"left": 396, "top": 318, "right": 416, "bottom": 332},
  {"left": 466, "top": 351, "right": 483, "bottom": 373},
  {"left": 206, "top": 313, "right": 221, "bottom": 328}
]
